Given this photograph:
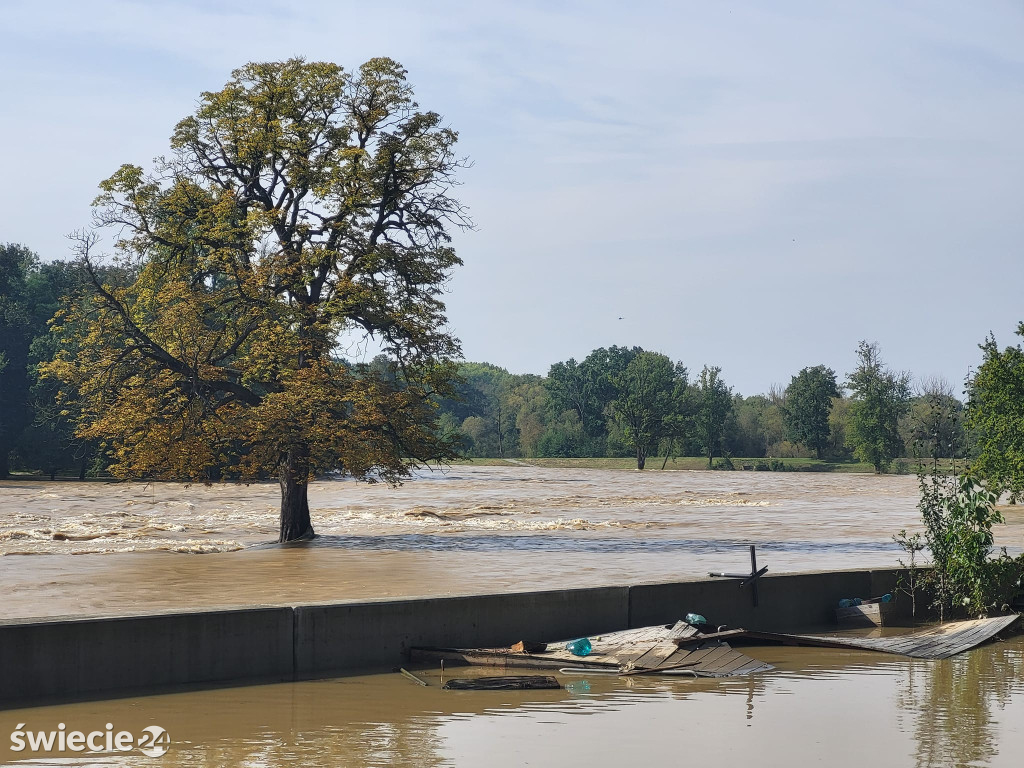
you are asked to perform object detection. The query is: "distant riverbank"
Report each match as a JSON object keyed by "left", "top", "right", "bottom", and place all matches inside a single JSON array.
[{"left": 456, "top": 456, "right": 894, "bottom": 473}]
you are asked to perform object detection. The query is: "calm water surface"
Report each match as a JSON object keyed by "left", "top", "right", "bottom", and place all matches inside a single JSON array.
[
  {"left": 2, "top": 466, "right": 1022, "bottom": 618},
  {"left": 2, "top": 638, "right": 1023, "bottom": 767}
]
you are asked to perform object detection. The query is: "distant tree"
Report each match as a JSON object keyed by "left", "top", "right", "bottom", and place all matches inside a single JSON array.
[
  {"left": 827, "top": 396, "right": 853, "bottom": 459},
  {"left": 609, "top": 351, "right": 679, "bottom": 469},
  {"left": 546, "top": 358, "right": 593, "bottom": 439},
  {"left": 535, "top": 409, "right": 584, "bottom": 458},
  {"left": 18, "top": 259, "right": 111, "bottom": 478},
  {"left": 505, "top": 376, "right": 549, "bottom": 458},
  {"left": 966, "top": 328, "right": 1024, "bottom": 501},
  {"left": 693, "top": 365, "right": 733, "bottom": 468},
  {"left": 901, "top": 377, "right": 965, "bottom": 461},
  {"left": 784, "top": 365, "right": 840, "bottom": 459},
  {"left": 0, "top": 243, "right": 37, "bottom": 477},
  {"left": 43, "top": 58, "right": 468, "bottom": 541},
  {"left": 726, "top": 394, "right": 772, "bottom": 458},
  {"left": 454, "top": 363, "right": 518, "bottom": 457},
  {"left": 547, "top": 345, "right": 640, "bottom": 456},
  {"left": 657, "top": 363, "right": 692, "bottom": 465},
  {"left": 845, "top": 341, "right": 911, "bottom": 473},
  {"left": 759, "top": 384, "right": 789, "bottom": 456}
]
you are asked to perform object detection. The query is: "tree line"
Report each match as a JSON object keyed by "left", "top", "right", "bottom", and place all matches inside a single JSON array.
[
  {"left": 3, "top": 240, "right": 1022, "bottom": 490},
  {"left": 433, "top": 341, "right": 974, "bottom": 472}
]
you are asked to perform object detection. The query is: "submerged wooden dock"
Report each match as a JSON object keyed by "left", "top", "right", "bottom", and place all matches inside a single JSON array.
[
  {"left": 735, "top": 614, "right": 1020, "bottom": 660},
  {"left": 412, "top": 620, "right": 775, "bottom": 678}
]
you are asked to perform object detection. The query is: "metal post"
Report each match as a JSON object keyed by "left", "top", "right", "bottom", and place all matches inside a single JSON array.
[
  {"left": 749, "top": 544, "right": 759, "bottom": 607},
  {"left": 708, "top": 544, "right": 766, "bottom": 608}
]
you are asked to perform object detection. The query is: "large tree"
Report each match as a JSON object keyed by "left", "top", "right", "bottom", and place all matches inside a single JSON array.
[
  {"left": 609, "top": 351, "right": 681, "bottom": 469},
  {"left": 44, "top": 58, "right": 469, "bottom": 541},
  {"left": 784, "top": 365, "right": 840, "bottom": 459},
  {"left": 693, "top": 365, "right": 733, "bottom": 468},
  {"left": 967, "top": 328, "right": 1024, "bottom": 501},
  {"left": 547, "top": 345, "right": 640, "bottom": 455},
  {"left": 845, "top": 341, "right": 911, "bottom": 473}
]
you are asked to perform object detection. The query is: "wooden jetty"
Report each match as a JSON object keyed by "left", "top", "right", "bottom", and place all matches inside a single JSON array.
[
  {"left": 411, "top": 620, "right": 774, "bottom": 678},
  {"left": 735, "top": 614, "right": 1020, "bottom": 660}
]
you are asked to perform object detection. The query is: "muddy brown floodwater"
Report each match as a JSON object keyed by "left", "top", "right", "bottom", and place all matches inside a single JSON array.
[
  {"left": 2, "top": 465, "right": 1023, "bottom": 619},
  {"left": 2, "top": 638, "right": 1023, "bottom": 767},
  {"left": 3, "top": 466, "right": 1024, "bottom": 766}
]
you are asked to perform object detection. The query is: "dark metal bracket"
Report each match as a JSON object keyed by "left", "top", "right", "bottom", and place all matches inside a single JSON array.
[{"left": 709, "top": 544, "right": 767, "bottom": 607}]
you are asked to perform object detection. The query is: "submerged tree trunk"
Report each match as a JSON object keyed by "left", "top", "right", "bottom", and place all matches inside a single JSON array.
[{"left": 279, "top": 444, "right": 315, "bottom": 542}]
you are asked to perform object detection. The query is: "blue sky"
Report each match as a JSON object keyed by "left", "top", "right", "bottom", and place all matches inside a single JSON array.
[{"left": 2, "top": 0, "right": 1022, "bottom": 394}]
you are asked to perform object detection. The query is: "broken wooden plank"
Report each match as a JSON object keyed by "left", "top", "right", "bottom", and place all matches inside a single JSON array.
[
  {"left": 399, "top": 668, "right": 428, "bottom": 686},
  {"left": 442, "top": 675, "right": 561, "bottom": 691},
  {"left": 410, "top": 647, "right": 618, "bottom": 670},
  {"left": 733, "top": 614, "right": 1019, "bottom": 659},
  {"left": 675, "top": 628, "right": 749, "bottom": 645},
  {"left": 412, "top": 620, "right": 775, "bottom": 678},
  {"left": 619, "top": 660, "right": 700, "bottom": 677}
]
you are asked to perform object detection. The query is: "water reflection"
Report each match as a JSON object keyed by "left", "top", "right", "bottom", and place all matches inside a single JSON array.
[
  {"left": 899, "top": 638, "right": 1024, "bottom": 768},
  {"left": 4, "top": 638, "right": 1023, "bottom": 767}
]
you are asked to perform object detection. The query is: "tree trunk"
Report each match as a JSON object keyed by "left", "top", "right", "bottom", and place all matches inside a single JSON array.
[
  {"left": 279, "top": 444, "right": 315, "bottom": 542},
  {"left": 0, "top": 449, "right": 8, "bottom": 479},
  {"left": 636, "top": 446, "right": 646, "bottom": 470}
]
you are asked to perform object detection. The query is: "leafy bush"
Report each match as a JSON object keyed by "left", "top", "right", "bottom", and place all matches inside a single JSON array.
[{"left": 916, "top": 472, "right": 1020, "bottom": 618}]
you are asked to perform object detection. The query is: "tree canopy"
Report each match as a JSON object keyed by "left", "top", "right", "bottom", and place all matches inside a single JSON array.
[
  {"left": 43, "top": 58, "right": 469, "bottom": 540},
  {"left": 609, "top": 351, "right": 682, "bottom": 469},
  {"left": 693, "top": 365, "right": 733, "bottom": 467},
  {"left": 846, "top": 341, "right": 911, "bottom": 473},
  {"left": 967, "top": 328, "right": 1024, "bottom": 501},
  {"left": 784, "top": 365, "right": 840, "bottom": 460}
]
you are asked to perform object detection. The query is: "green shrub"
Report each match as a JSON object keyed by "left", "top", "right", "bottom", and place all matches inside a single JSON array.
[{"left": 918, "top": 472, "right": 1013, "bottom": 618}]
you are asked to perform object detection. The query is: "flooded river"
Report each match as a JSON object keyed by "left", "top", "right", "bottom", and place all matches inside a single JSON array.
[
  {"left": 3, "top": 466, "right": 1024, "bottom": 766},
  {"left": 3, "top": 637, "right": 1023, "bottom": 767},
  {"left": 2, "top": 466, "right": 1023, "bottom": 619}
]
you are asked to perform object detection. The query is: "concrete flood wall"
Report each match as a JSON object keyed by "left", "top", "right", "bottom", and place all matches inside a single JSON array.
[
  {"left": 294, "top": 587, "right": 629, "bottom": 677},
  {"left": 0, "top": 569, "right": 907, "bottom": 708},
  {"left": 0, "top": 607, "right": 294, "bottom": 706},
  {"left": 630, "top": 568, "right": 907, "bottom": 632}
]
